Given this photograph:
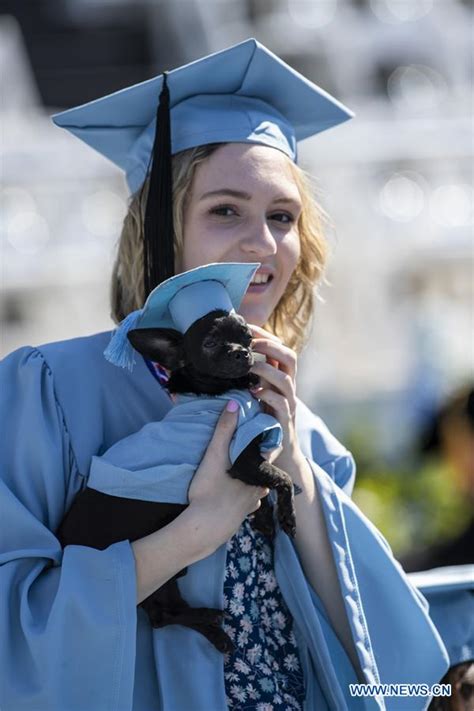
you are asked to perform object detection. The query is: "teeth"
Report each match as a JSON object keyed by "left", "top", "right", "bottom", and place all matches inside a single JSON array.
[{"left": 251, "top": 274, "right": 270, "bottom": 285}]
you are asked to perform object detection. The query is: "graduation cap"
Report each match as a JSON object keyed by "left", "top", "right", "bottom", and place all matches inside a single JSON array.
[
  {"left": 52, "top": 38, "right": 354, "bottom": 297},
  {"left": 104, "top": 262, "right": 260, "bottom": 370},
  {"left": 408, "top": 565, "right": 474, "bottom": 666}
]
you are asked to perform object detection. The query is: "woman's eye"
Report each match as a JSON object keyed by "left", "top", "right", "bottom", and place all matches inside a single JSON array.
[
  {"left": 210, "top": 205, "right": 237, "bottom": 217},
  {"left": 270, "top": 212, "right": 294, "bottom": 224}
]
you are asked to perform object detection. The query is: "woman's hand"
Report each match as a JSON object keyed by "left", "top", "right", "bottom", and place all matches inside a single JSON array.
[
  {"left": 187, "top": 400, "right": 270, "bottom": 555},
  {"left": 133, "top": 401, "right": 269, "bottom": 603},
  {"left": 248, "top": 324, "right": 306, "bottom": 476}
]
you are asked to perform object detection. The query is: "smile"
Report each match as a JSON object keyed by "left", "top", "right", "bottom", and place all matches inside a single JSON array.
[
  {"left": 251, "top": 273, "right": 271, "bottom": 285},
  {"left": 247, "top": 273, "right": 274, "bottom": 293}
]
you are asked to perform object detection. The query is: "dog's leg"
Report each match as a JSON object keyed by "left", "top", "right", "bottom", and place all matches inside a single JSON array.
[
  {"left": 57, "top": 489, "right": 233, "bottom": 652},
  {"left": 142, "top": 580, "right": 234, "bottom": 653},
  {"left": 227, "top": 436, "right": 296, "bottom": 538}
]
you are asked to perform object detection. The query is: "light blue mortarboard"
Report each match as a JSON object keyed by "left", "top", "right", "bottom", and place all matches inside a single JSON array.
[
  {"left": 408, "top": 565, "right": 474, "bottom": 666},
  {"left": 51, "top": 38, "right": 354, "bottom": 193},
  {"left": 104, "top": 262, "right": 260, "bottom": 369}
]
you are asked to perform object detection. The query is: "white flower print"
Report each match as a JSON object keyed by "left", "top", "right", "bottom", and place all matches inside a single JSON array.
[
  {"left": 284, "top": 693, "right": 302, "bottom": 708},
  {"left": 246, "top": 572, "right": 256, "bottom": 586},
  {"left": 240, "top": 616, "right": 253, "bottom": 633},
  {"left": 223, "top": 520, "right": 304, "bottom": 710},
  {"left": 258, "top": 662, "right": 272, "bottom": 676},
  {"left": 229, "top": 599, "right": 245, "bottom": 616},
  {"left": 234, "top": 658, "right": 250, "bottom": 675},
  {"left": 240, "top": 535, "right": 252, "bottom": 553},
  {"left": 246, "top": 682, "right": 259, "bottom": 700},
  {"left": 283, "top": 653, "right": 299, "bottom": 672},
  {"left": 265, "top": 596, "right": 278, "bottom": 610},
  {"left": 223, "top": 623, "right": 236, "bottom": 642},
  {"left": 274, "top": 630, "right": 286, "bottom": 647},
  {"left": 237, "top": 630, "right": 249, "bottom": 647},
  {"left": 246, "top": 643, "right": 262, "bottom": 664},
  {"left": 233, "top": 582, "right": 245, "bottom": 600},
  {"left": 228, "top": 561, "right": 239, "bottom": 579},
  {"left": 260, "top": 571, "right": 277, "bottom": 592},
  {"left": 272, "top": 611, "right": 286, "bottom": 630},
  {"left": 230, "top": 684, "right": 247, "bottom": 702}
]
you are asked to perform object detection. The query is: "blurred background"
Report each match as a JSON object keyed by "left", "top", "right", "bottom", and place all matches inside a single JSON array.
[{"left": 1, "top": 0, "right": 472, "bottom": 562}]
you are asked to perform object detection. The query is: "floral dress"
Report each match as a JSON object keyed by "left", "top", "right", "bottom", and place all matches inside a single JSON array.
[{"left": 223, "top": 517, "right": 306, "bottom": 710}]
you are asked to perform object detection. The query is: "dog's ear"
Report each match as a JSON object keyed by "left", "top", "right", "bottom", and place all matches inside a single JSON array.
[{"left": 127, "top": 328, "right": 185, "bottom": 369}]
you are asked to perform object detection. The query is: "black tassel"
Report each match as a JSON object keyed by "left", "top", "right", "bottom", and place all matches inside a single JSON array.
[{"left": 143, "top": 72, "right": 174, "bottom": 298}]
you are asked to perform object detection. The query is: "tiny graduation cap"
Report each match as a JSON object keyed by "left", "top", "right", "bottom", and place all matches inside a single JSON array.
[
  {"left": 52, "top": 38, "right": 354, "bottom": 299},
  {"left": 103, "top": 262, "right": 260, "bottom": 370},
  {"left": 408, "top": 565, "right": 474, "bottom": 667}
]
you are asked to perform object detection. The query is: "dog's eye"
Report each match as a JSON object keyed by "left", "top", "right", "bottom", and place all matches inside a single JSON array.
[{"left": 203, "top": 338, "right": 217, "bottom": 349}]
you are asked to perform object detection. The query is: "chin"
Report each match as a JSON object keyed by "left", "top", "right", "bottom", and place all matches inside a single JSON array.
[{"left": 238, "top": 302, "right": 273, "bottom": 327}]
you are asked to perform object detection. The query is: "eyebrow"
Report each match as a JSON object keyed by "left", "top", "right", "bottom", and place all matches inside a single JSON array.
[
  {"left": 199, "top": 188, "right": 301, "bottom": 205},
  {"left": 199, "top": 189, "right": 251, "bottom": 201}
]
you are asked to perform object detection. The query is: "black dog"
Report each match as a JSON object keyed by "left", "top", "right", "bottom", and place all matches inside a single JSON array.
[{"left": 58, "top": 309, "right": 296, "bottom": 653}]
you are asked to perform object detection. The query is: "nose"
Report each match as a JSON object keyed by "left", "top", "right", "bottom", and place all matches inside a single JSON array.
[
  {"left": 240, "top": 218, "right": 277, "bottom": 257},
  {"left": 229, "top": 348, "right": 251, "bottom": 363}
]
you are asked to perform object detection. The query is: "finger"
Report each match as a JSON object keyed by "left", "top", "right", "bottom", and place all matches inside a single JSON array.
[
  {"left": 202, "top": 399, "right": 239, "bottom": 466},
  {"left": 251, "top": 487, "right": 270, "bottom": 513},
  {"left": 255, "top": 388, "right": 294, "bottom": 424},
  {"left": 251, "top": 338, "right": 297, "bottom": 378},
  {"left": 247, "top": 324, "right": 282, "bottom": 343},
  {"left": 250, "top": 362, "right": 297, "bottom": 413},
  {"left": 261, "top": 446, "right": 283, "bottom": 463}
]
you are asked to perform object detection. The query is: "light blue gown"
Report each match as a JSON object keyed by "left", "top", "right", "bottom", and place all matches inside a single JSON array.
[{"left": 0, "top": 332, "right": 448, "bottom": 711}]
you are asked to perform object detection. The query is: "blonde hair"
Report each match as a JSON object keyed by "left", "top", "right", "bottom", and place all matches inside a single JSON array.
[{"left": 111, "top": 144, "right": 328, "bottom": 352}]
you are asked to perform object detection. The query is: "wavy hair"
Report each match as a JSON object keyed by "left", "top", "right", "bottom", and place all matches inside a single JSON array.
[{"left": 110, "top": 144, "right": 328, "bottom": 352}]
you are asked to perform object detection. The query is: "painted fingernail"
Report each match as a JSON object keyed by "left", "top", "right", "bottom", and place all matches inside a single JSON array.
[{"left": 226, "top": 399, "right": 239, "bottom": 412}]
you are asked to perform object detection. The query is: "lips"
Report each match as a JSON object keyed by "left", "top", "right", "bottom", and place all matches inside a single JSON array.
[{"left": 247, "top": 269, "right": 274, "bottom": 293}]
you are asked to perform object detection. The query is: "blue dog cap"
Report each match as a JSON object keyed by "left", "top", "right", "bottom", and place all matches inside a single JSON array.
[
  {"left": 408, "top": 565, "right": 474, "bottom": 666},
  {"left": 104, "top": 262, "right": 260, "bottom": 369},
  {"left": 138, "top": 262, "right": 259, "bottom": 331},
  {"left": 52, "top": 38, "right": 354, "bottom": 193}
]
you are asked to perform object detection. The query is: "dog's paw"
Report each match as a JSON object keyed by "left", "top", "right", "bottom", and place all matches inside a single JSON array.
[
  {"left": 278, "top": 508, "right": 296, "bottom": 538},
  {"left": 250, "top": 514, "right": 275, "bottom": 538}
]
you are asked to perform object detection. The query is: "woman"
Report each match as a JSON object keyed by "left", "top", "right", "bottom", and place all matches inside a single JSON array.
[{"left": 0, "top": 40, "right": 447, "bottom": 710}]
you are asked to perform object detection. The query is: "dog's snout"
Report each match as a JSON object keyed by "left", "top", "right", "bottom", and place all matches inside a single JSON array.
[{"left": 229, "top": 347, "right": 251, "bottom": 362}]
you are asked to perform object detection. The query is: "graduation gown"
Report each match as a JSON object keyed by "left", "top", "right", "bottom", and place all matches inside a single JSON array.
[{"left": 0, "top": 332, "right": 448, "bottom": 711}]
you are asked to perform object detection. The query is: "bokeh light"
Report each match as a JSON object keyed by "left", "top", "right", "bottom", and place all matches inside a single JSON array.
[
  {"left": 2, "top": 187, "right": 50, "bottom": 255},
  {"left": 287, "top": 0, "right": 338, "bottom": 28},
  {"left": 429, "top": 184, "right": 474, "bottom": 228},
  {"left": 378, "top": 171, "right": 426, "bottom": 222},
  {"left": 370, "top": 0, "right": 434, "bottom": 24},
  {"left": 80, "top": 190, "right": 126, "bottom": 239},
  {"left": 387, "top": 65, "right": 447, "bottom": 111}
]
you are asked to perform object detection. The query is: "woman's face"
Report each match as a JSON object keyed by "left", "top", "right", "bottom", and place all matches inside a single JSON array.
[{"left": 180, "top": 143, "right": 302, "bottom": 327}]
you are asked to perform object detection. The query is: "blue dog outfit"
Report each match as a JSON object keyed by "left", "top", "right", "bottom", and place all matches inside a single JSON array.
[{"left": 87, "top": 388, "right": 282, "bottom": 504}]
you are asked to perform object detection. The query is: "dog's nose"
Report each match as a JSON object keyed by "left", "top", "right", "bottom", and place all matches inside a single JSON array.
[{"left": 231, "top": 349, "right": 250, "bottom": 362}]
